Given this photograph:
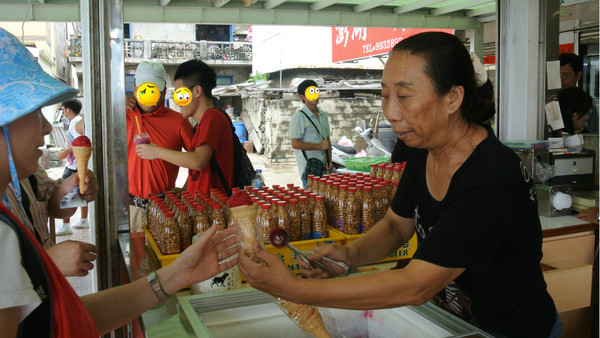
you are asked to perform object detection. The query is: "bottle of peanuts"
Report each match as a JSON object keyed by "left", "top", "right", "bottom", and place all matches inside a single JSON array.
[
  {"left": 361, "top": 186, "right": 376, "bottom": 233},
  {"left": 211, "top": 204, "right": 226, "bottom": 231},
  {"left": 312, "top": 195, "right": 328, "bottom": 239},
  {"left": 193, "top": 204, "right": 211, "bottom": 235},
  {"left": 288, "top": 198, "right": 301, "bottom": 242},
  {"left": 162, "top": 211, "right": 181, "bottom": 255},
  {"left": 177, "top": 205, "right": 193, "bottom": 250},
  {"left": 344, "top": 187, "right": 360, "bottom": 235},
  {"left": 261, "top": 204, "right": 274, "bottom": 244},
  {"left": 298, "top": 196, "right": 312, "bottom": 240}
]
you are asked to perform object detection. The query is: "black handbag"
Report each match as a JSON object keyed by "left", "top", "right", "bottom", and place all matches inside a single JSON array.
[{"left": 299, "top": 111, "right": 329, "bottom": 180}]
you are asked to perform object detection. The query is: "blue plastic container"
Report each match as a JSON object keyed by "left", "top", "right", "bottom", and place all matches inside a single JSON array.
[{"left": 233, "top": 122, "right": 247, "bottom": 141}]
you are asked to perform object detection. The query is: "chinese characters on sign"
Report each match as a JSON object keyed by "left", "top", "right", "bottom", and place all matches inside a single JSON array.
[{"left": 332, "top": 27, "right": 454, "bottom": 63}]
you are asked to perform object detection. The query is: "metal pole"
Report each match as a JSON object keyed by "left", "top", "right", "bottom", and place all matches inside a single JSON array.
[{"left": 81, "top": 0, "right": 129, "bottom": 335}]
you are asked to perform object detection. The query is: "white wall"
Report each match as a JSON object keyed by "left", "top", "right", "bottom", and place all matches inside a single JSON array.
[{"left": 252, "top": 25, "right": 384, "bottom": 75}]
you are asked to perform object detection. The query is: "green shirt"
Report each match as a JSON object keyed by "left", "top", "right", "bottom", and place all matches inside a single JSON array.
[{"left": 289, "top": 104, "right": 331, "bottom": 176}]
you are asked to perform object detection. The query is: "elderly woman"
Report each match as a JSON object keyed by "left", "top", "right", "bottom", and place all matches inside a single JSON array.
[
  {"left": 239, "top": 32, "right": 560, "bottom": 337},
  {"left": 0, "top": 28, "right": 239, "bottom": 336}
]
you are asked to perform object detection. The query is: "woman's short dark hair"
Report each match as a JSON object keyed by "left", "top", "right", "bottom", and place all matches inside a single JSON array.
[
  {"left": 557, "top": 87, "right": 593, "bottom": 134},
  {"left": 62, "top": 99, "right": 82, "bottom": 114},
  {"left": 391, "top": 32, "right": 495, "bottom": 124},
  {"left": 174, "top": 59, "right": 217, "bottom": 99}
]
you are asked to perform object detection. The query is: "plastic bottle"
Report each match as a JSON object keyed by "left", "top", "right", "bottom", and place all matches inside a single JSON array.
[
  {"left": 336, "top": 184, "right": 348, "bottom": 231},
  {"left": 361, "top": 186, "right": 376, "bottom": 233},
  {"left": 177, "top": 205, "right": 193, "bottom": 250},
  {"left": 252, "top": 169, "right": 266, "bottom": 189},
  {"left": 275, "top": 200, "right": 290, "bottom": 233},
  {"left": 211, "top": 204, "right": 226, "bottom": 231},
  {"left": 312, "top": 195, "right": 329, "bottom": 239},
  {"left": 193, "top": 205, "right": 211, "bottom": 235},
  {"left": 298, "top": 196, "right": 312, "bottom": 240},
  {"left": 261, "top": 204, "right": 274, "bottom": 244},
  {"left": 162, "top": 211, "right": 181, "bottom": 255},
  {"left": 344, "top": 187, "right": 360, "bottom": 235},
  {"left": 288, "top": 198, "right": 301, "bottom": 242}
]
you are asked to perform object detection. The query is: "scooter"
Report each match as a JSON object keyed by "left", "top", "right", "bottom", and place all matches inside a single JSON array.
[
  {"left": 354, "top": 119, "right": 392, "bottom": 159},
  {"left": 331, "top": 141, "right": 356, "bottom": 169}
]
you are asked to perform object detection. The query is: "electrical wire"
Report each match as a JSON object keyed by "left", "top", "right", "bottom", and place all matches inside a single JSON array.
[{"left": 21, "top": 0, "right": 32, "bottom": 43}]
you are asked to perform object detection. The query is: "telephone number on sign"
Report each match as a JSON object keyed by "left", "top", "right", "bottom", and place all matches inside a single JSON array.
[{"left": 362, "top": 37, "right": 403, "bottom": 54}]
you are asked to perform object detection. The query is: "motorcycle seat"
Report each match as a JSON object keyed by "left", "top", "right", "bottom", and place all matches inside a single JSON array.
[{"left": 332, "top": 143, "right": 357, "bottom": 155}]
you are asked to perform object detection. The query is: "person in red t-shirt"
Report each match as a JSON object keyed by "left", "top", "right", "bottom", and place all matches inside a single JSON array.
[
  {"left": 136, "top": 60, "right": 234, "bottom": 195},
  {"left": 0, "top": 28, "right": 240, "bottom": 337},
  {"left": 126, "top": 61, "right": 193, "bottom": 232}
]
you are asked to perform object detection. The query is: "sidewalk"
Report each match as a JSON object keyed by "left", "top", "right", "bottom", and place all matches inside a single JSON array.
[{"left": 49, "top": 153, "right": 301, "bottom": 296}]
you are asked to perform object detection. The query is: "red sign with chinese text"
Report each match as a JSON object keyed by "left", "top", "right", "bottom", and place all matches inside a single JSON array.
[
  {"left": 559, "top": 43, "right": 574, "bottom": 54},
  {"left": 332, "top": 27, "right": 454, "bottom": 63},
  {"left": 483, "top": 55, "right": 495, "bottom": 65}
]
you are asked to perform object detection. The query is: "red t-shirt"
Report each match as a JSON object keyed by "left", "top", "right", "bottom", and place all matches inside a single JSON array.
[
  {"left": 187, "top": 108, "right": 234, "bottom": 194},
  {"left": 127, "top": 105, "right": 193, "bottom": 198},
  {"left": 0, "top": 204, "right": 98, "bottom": 337}
]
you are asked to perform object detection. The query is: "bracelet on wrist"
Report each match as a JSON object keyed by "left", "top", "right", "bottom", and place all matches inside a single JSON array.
[{"left": 147, "top": 271, "right": 169, "bottom": 302}]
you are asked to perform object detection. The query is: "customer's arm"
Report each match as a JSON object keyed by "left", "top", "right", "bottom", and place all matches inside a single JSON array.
[
  {"left": 81, "top": 225, "right": 239, "bottom": 335},
  {"left": 135, "top": 143, "right": 213, "bottom": 171},
  {"left": 291, "top": 138, "right": 330, "bottom": 151}
]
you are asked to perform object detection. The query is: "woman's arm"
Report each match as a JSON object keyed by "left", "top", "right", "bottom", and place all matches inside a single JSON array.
[
  {"left": 82, "top": 225, "right": 239, "bottom": 334},
  {"left": 135, "top": 143, "right": 212, "bottom": 171},
  {"left": 346, "top": 208, "right": 415, "bottom": 267},
  {"left": 0, "top": 307, "right": 20, "bottom": 338},
  {"left": 240, "top": 242, "right": 464, "bottom": 310}
]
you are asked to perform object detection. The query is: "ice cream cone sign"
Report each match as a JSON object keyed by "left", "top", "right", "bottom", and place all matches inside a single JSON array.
[{"left": 71, "top": 136, "right": 93, "bottom": 194}]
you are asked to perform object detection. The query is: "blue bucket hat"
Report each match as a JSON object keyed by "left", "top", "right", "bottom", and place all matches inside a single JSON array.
[
  {"left": 0, "top": 28, "right": 78, "bottom": 126},
  {"left": 0, "top": 27, "right": 77, "bottom": 212}
]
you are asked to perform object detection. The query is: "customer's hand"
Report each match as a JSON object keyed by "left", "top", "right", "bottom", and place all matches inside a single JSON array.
[
  {"left": 47, "top": 240, "right": 98, "bottom": 277},
  {"left": 238, "top": 241, "right": 299, "bottom": 297},
  {"left": 576, "top": 207, "right": 599, "bottom": 224},
  {"left": 136, "top": 143, "right": 160, "bottom": 160},
  {"left": 158, "top": 225, "right": 240, "bottom": 295},
  {"left": 61, "top": 169, "right": 99, "bottom": 202},
  {"left": 126, "top": 96, "right": 137, "bottom": 111}
]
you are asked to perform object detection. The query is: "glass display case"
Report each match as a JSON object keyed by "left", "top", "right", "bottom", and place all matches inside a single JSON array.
[{"left": 177, "top": 288, "right": 494, "bottom": 337}]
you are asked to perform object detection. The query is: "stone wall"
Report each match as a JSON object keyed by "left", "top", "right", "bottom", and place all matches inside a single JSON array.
[{"left": 243, "top": 95, "right": 386, "bottom": 163}]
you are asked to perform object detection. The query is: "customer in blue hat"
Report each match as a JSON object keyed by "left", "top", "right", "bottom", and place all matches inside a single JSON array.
[{"left": 0, "top": 27, "right": 239, "bottom": 336}]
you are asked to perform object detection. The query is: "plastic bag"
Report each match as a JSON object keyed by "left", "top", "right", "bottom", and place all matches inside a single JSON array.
[{"left": 338, "top": 136, "right": 353, "bottom": 147}]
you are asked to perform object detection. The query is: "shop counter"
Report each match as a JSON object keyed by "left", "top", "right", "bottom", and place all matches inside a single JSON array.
[
  {"left": 539, "top": 215, "right": 597, "bottom": 337},
  {"left": 118, "top": 214, "right": 597, "bottom": 337}
]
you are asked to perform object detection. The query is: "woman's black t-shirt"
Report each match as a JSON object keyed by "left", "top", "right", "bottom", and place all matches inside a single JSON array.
[{"left": 391, "top": 126, "right": 556, "bottom": 337}]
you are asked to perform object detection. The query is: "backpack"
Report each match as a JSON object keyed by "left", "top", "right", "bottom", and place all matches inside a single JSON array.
[{"left": 210, "top": 109, "right": 255, "bottom": 196}]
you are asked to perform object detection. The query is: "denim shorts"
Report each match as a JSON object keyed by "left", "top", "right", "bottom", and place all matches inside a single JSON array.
[{"left": 62, "top": 167, "right": 77, "bottom": 179}]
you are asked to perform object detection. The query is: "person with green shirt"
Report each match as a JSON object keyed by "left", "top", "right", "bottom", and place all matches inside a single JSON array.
[{"left": 289, "top": 79, "right": 332, "bottom": 187}]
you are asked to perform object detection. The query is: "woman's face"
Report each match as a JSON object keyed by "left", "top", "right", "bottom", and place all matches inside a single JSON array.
[
  {"left": 381, "top": 51, "right": 449, "bottom": 149},
  {"left": 1, "top": 110, "right": 52, "bottom": 179}
]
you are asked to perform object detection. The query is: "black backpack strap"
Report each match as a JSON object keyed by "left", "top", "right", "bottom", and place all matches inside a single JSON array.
[
  {"left": 210, "top": 156, "right": 232, "bottom": 197},
  {"left": 0, "top": 212, "right": 53, "bottom": 337},
  {"left": 208, "top": 109, "right": 236, "bottom": 197}
]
